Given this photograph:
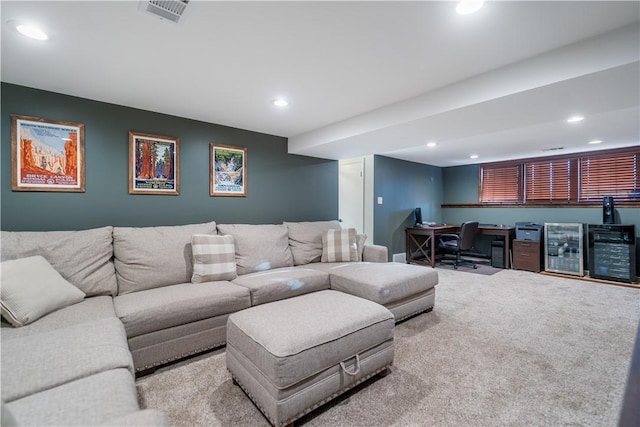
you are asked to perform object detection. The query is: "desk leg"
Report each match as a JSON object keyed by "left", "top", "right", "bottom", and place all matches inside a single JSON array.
[
  {"left": 430, "top": 234, "right": 436, "bottom": 268},
  {"left": 504, "top": 236, "right": 511, "bottom": 269}
]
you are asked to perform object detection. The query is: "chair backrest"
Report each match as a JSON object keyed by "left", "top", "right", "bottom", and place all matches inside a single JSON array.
[{"left": 458, "top": 221, "right": 479, "bottom": 251}]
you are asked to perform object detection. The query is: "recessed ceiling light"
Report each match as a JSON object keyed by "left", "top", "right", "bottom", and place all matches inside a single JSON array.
[
  {"left": 456, "top": 0, "right": 485, "bottom": 15},
  {"left": 16, "top": 24, "right": 48, "bottom": 41},
  {"left": 273, "top": 98, "right": 289, "bottom": 107},
  {"left": 470, "top": 154, "right": 479, "bottom": 159},
  {"left": 426, "top": 141, "right": 437, "bottom": 148},
  {"left": 567, "top": 115, "right": 584, "bottom": 123},
  {"left": 588, "top": 140, "right": 603, "bottom": 145}
]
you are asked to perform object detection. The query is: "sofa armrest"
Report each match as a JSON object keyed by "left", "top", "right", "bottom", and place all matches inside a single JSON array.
[
  {"left": 100, "top": 409, "right": 170, "bottom": 426},
  {"left": 362, "top": 244, "right": 388, "bottom": 263}
]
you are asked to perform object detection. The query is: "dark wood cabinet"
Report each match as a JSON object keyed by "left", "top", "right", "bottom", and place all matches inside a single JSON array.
[{"left": 513, "top": 239, "right": 542, "bottom": 272}]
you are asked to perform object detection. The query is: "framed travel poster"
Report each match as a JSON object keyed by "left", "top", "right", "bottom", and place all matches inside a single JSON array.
[
  {"left": 11, "top": 115, "right": 85, "bottom": 192},
  {"left": 210, "top": 144, "right": 246, "bottom": 197},
  {"left": 129, "top": 131, "right": 179, "bottom": 195}
]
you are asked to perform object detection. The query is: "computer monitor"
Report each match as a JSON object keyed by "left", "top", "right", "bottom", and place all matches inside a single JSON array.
[{"left": 414, "top": 207, "right": 422, "bottom": 225}]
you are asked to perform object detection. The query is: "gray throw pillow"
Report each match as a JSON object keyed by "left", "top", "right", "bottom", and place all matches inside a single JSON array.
[{"left": 0, "top": 256, "right": 85, "bottom": 327}]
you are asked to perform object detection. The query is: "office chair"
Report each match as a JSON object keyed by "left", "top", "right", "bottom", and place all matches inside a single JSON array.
[{"left": 438, "top": 221, "right": 480, "bottom": 269}]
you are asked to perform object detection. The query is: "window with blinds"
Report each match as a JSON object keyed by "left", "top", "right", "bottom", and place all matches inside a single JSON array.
[
  {"left": 478, "top": 146, "right": 640, "bottom": 205},
  {"left": 524, "top": 158, "right": 578, "bottom": 202},
  {"left": 580, "top": 148, "right": 639, "bottom": 202},
  {"left": 479, "top": 163, "right": 522, "bottom": 203}
]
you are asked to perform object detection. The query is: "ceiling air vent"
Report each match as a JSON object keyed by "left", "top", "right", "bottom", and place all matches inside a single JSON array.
[
  {"left": 142, "top": 0, "right": 190, "bottom": 23},
  {"left": 541, "top": 147, "right": 566, "bottom": 152}
]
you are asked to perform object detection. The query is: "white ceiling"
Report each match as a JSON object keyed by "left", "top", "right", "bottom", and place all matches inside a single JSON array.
[{"left": 1, "top": 1, "right": 639, "bottom": 167}]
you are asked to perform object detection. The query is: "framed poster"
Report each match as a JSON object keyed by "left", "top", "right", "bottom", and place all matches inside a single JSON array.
[
  {"left": 11, "top": 115, "right": 85, "bottom": 192},
  {"left": 210, "top": 144, "right": 246, "bottom": 197},
  {"left": 129, "top": 131, "right": 179, "bottom": 195}
]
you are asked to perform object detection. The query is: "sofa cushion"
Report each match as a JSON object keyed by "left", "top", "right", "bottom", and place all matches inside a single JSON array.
[
  {"left": 113, "top": 281, "right": 250, "bottom": 338},
  {"left": 6, "top": 368, "right": 139, "bottom": 427},
  {"left": 1, "top": 317, "right": 132, "bottom": 402},
  {"left": 313, "top": 262, "right": 439, "bottom": 305},
  {"left": 0, "top": 256, "right": 86, "bottom": 327},
  {"left": 113, "top": 221, "right": 217, "bottom": 294},
  {"left": 0, "top": 227, "right": 117, "bottom": 297},
  {"left": 231, "top": 266, "right": 330, "bottom": 306},
  {"left": 283, "top": 220, "right": 341, "bottom": 265},
  {"left": 1, "top": 401, "right": 18, "bottom": 426},
  {"left": 1, "top": 296, "right": 116, "bottom": 340},
  {"left": 217, "top": 224, "right": 293, "bottom": 275},
  {"left": 191, "top": 234, "right": 237, "bottom": 283},
  {"left": 321, "top": 228, "right": 358, "bottom": 263}
]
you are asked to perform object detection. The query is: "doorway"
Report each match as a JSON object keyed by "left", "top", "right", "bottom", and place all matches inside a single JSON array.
[{"left": 339, "top": 157, "right": 365, "bottom": 233}]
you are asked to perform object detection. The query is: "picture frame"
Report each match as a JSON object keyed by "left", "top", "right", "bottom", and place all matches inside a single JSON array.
[
  {"left": 11, "top": 115, "right": 85, "bottom": 192},
  {"left": 129, "top": 131, "right": 179, "bottom": 195},
  {"left": 210, "top": 144, "right": 247, "bottom": 197}
]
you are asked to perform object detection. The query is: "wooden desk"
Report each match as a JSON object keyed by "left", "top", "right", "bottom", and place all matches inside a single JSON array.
[
  {"left": 405, "top": 225, "right": 515, "bottom": 268},
  {"left": 405, "top": 225, "right": 458, "bottom": 268}
]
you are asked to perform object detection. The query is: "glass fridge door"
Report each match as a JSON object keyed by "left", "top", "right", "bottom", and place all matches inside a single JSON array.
[{"left": 544, "top": 223, "right": 584, "bottom": 276}]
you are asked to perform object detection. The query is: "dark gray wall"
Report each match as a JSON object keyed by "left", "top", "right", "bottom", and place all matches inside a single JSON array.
[
  {"left": 1, "top": 83, "right": 338, "bottom": 231},
  {"left": 373, "top": 155, "right": 443, "bottom": 259}
]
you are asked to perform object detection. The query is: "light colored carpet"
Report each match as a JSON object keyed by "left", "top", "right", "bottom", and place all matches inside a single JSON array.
[{"left": 136, "top": 269, "right": 640, "bottom": 426}]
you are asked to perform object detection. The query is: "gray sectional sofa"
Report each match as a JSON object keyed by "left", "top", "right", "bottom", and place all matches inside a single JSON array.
[{"left": 1, "top": 220, "right": 438, "bottom": 426}]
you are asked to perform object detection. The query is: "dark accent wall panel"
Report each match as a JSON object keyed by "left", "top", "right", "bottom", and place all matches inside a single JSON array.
[
  {"left": 1, "top": 83, "right": 338, "bottom": 231},
  {"left": 373, "top": 155, "right": 443, "bottom": 259}
]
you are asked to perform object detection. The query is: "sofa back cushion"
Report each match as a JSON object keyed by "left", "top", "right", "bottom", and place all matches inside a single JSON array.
[
  {"left": 283, "top": 220, "right": 341, "bottom": 265},
  {"left": 113, "top": 221, "right": 217, "bottom": 294},
  {"left": 216, "top": 224, "right": 293, "bottom": 275},
  {"left": 0, "top": 227, "right": 117, "bottom": 297}
]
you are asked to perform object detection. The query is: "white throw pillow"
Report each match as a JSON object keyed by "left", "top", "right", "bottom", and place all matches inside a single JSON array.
[
  {"left": 321, "top": 228, "right": 359, "bottom": 263},
  {"left": 191, "top": 234, "right": 238, "bottom": 283},
  {"left": 0, "top": 256, "right": 86, "bottom": 327}
]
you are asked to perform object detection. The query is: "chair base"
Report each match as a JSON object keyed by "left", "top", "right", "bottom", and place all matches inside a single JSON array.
[{"left": 440, "top": 256, "right": 477, "bottom": 270}]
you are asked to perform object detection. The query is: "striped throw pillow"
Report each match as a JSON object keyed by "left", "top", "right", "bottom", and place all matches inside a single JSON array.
[
  {"left": 321, "top": 228, "right": 358, "bottom": 263},
  {"left": 191, "top": 234, "right": 237, "bottom": 283}
]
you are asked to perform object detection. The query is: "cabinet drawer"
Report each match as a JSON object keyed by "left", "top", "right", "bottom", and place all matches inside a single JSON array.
[
  {"left": 513, "top": 240, "right": 541, "bottom": 272},
  {"left": 513, "top": 252, "right": 541, "bottom": 272}
]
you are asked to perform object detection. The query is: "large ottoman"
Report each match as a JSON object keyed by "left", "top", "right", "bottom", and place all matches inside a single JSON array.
[
  {"left": 226, "top": 290, "right": 395, "bottom": 427},
  {"left": 309, "top": 262, "right": 438, "bottom": 322}
]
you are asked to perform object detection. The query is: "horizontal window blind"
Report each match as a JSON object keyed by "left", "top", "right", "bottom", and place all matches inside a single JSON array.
[
  {"left": 478, "top": 147, "right": 640, "bottom": 205},
  {"left": 580, "top": 148, "right": 639, "bottom": 202},
  {"left": 479, "top": 163, "right": 521, "bottom": 203},
  {"left": 525, "top": 158, "right": 578, "bottom": 202}
]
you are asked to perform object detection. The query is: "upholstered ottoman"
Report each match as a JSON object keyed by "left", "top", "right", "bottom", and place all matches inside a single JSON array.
[
  {"left": 226, "top": 290, "right": 395, "bottom": 427},
  {"left": 309, "top": 262, "right": 438, "bottom": 322}
]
